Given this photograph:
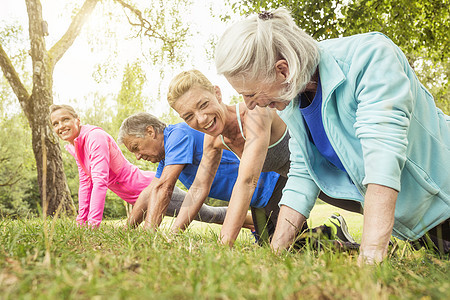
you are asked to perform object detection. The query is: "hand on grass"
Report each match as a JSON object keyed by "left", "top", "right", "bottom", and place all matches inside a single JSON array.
[{"left": 357, "top": 248, "right": 386, "bottom": 266}]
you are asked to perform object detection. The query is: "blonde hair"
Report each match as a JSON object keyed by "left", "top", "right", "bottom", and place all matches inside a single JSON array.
[
  {"left": 215, "top": 8, "right": 319, "bottom": 101},
  {"left": 49, "top": 104, "right": 79, "bottom": 118},
  {"left": 167, "top": 70, "right": 215, "bottom": 107}
]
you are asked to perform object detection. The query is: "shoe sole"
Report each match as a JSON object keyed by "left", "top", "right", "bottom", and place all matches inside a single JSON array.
[{"left": 331, "top": 214, "right": 356, "bottom": 244}]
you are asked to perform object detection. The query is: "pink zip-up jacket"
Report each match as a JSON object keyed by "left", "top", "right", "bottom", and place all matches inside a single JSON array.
[{"left": 65, "top": 125, "right": 155, "bottom": 227}]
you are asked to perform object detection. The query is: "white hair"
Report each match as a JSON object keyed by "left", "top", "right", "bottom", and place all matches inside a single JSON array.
[
  {"left": 117, "top": 112, "right": 166, "bottom": 144},
  {"left": 215, "top": 8, "right": 320, "bottom": 101}
]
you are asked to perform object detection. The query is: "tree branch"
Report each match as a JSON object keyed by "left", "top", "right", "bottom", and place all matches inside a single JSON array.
[
  {"left": 0, "top": 173, "right": 23, "bottom": 187},
  {"left": 0, "top": 43, "right": 31, "bottom": 119},
  {"left": 48, "top": 0, "right": 100, "bottom": 66},
  {"left": 113, "top": 0, "right": 165, "bottom": 41}
]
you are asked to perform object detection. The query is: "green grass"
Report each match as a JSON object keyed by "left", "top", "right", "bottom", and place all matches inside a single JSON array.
[{"left": 1, "top": 204, "right": 449, "bottom": 299}]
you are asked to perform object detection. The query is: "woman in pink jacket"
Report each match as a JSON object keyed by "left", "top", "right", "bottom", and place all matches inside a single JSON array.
[{"left": 49, "top": 104, "right": 227, "bottom": 228}]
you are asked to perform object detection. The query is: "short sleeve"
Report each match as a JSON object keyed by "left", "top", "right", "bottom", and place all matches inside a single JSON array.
[{"left": 164, "top": 128, "right": 196, "bottom": 166}]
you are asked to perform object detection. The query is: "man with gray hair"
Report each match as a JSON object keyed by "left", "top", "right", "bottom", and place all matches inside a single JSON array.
[{"left": 118, "top": 112, "right": 279, "bottom": 233}]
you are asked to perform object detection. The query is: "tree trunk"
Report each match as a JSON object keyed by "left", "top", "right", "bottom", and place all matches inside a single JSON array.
[
  {"left": 1, "top": 0, "right": 168, "bottom": 216},
  {"left": 26, "top": 98, "right": 75, "bottom": 216},
  {"left": 24, "top": 0, "right": 75, "bottom": 216}
]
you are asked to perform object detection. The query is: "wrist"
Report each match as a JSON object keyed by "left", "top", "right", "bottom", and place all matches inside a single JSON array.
[{"left": 359, "top": 244, "right": 387, "bottom": 264}]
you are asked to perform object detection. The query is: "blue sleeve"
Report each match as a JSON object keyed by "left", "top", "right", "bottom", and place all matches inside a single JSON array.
[
  {"left": 155, "top": 162, "right": 165, "bottom": 178},
  {"left": 164, "top": 128, "right": 196, "bottom": 166}
]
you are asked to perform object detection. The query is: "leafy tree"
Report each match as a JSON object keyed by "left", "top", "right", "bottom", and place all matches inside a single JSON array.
[
  {"left": 228, "top": 0, "right": 343, "bottom": 40},
  {"left": 113, "top": 60, "right": 148, "bottom": 132},
  {"left": 232, "top": 0, "right": 449, "bottom": 113},
  {"left": 0, "top": 0, "right": 190, "bottom": 216},
  {"left": 160, "top": 107, "right": 183, "bottom": 125},
  {"left": 0, "top": 113, "right": 36, "bottom": 217},
  {"left": 233, "top": 0, "right": 448, "bottom": 58}
]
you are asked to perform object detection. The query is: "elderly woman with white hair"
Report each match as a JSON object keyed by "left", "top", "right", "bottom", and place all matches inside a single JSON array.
[{"left": 215, "top": 8, "right": 450, "bottom": 263}]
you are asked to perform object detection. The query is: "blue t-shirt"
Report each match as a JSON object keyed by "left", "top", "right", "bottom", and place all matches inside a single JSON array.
[
  {"left": 155, "top": 123, "right": 280, "bottom": 208},
  {"left": 300, "top": 79, "right": 347, "bottom": 172}
]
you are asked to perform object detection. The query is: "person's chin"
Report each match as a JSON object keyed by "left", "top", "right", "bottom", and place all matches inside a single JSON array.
[
  {"left": 272, "top": 101, "right": 289, "bottom": 111},
  {"left": 61, "top": 135, "right": 71, "bottom": 141},
  {"left": 276, "top": 104, "right": 287, "bottom": 111}
]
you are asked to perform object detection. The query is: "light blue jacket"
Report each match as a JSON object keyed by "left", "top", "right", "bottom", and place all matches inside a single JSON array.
[{"left": 278, "top": 32, "right": 450, "bottom": 240}]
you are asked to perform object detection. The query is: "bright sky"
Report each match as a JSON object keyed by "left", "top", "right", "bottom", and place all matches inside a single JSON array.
[{"left": 0, "top": 0, "right": 241, "bottom": 118}]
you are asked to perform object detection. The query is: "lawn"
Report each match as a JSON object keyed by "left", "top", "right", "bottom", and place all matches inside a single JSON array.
[{"left": 1, "top": 203, "right": 448, "bottom": 299}]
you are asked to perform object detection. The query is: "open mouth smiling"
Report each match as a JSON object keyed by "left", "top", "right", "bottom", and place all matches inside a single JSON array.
[{"left": 204, "top": 118, "right": 214, "bottom": 130}]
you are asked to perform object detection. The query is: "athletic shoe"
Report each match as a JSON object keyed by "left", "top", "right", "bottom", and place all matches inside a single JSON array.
[
  {"left": 250, "top": 230, "right": 259, "bottom": 244},
  {"left": 324, "top": 213, "right": 356, "bottom": 244}
]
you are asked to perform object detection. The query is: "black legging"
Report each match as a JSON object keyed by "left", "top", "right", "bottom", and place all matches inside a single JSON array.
[
  {"left": 251, "top": 176, "right": 288, "bottom": 244},
  {"left": 411, "top": 219, "right": 450, "bottom": 256}
]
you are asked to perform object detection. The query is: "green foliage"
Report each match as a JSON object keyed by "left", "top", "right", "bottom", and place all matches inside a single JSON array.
[
  {"left": 229, "top": 0, "right": 343, "bottom": 40},
  {"left": 228, "top": 94, "right": 243, "bottom": 105},
  {"left": 102, "top": 191, "right": 128, "bottom": 219},
  {"left": 0, "top": 21, "right": 30, "bottom": 79},
  {"left": 232, "top": 0, "right": 449, "bottom": 113},
  {"left": 113, "top": 60, "right": 148, "bottom": 131},
  {"left": 159, "top": 106, "right": 183, "bottom": 125},
  {"left": 0, "top": 217, "right": 448, "bottom": 299},
  {"left": 339, "top": 0, "right": 449, "bottom": 64},
  {"left": 233, "top": 0, "right": 449, "bottom": 58},
  {"left": 0, "top": 113, "right": 37, "bottom": 218}
]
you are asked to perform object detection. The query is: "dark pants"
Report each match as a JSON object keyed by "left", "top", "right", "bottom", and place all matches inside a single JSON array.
[
  {"left": 251, "top": 176, "right": 290, "bottom": 244},
  {"left": 318, "top": 191, "right": 364, "bottom": 214},
  {"left": 251, "top": 176, "right": 354, "bottom": 247},
  {"left": 411, "top": 219, "right": 450, "bottom": 256}
]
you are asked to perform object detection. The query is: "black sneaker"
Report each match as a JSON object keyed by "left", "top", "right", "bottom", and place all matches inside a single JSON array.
[{"left": 324, "top": 213, "right": 356, "bottom": 244}]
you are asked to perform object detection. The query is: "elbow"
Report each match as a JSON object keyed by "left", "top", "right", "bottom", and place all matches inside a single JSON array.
[{"left": 239, "top": 175, "right": 260, "bottom": 190}]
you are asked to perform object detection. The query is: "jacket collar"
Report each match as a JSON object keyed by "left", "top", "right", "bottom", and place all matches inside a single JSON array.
[
  {"left": 279, "top": 47, "right": 347, "bottom": 119},
  {"left": 317, "top": 46, "right": 346, "bottom": 106}
]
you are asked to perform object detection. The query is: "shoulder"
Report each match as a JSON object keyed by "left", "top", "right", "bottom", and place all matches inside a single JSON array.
[
  {"left": 164, "top": 123, "right": 202, "bottom": 149},
  {"left": 81, "top": 125, "right": 109, "bottom": 140},
  {"left": 166, "top": 122, "right": 198, "bottom": 138},
  {"left": 320, "top": 33, "right": 401, "bottom": 63},
  {"left": 320, "top": 32, "right": 392, "bottom": 49}
]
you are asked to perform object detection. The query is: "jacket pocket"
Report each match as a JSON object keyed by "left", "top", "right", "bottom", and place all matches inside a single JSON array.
[
  {"left": 403, "top": 159, "right": 439, "bottom": 195},
  {"left": 393, "top": 159, "right": 441, "bottom": 239}
]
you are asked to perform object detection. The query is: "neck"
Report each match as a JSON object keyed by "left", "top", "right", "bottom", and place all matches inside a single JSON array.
[
  {"left": 303, "top": 67, "right": 319, "bottom": 97},
  {"left": 305, "top": 67, "right": 319, "bottom": 92},
  {"left": 221, "top": 104, "right": 242, "bottom": 140}
]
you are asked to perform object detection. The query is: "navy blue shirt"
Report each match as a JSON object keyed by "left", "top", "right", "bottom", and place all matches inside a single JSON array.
[
  {"left": 156, "top": 123, "right": 280, "bottom": 208},
  {"left": 300, "top": 79, "right": 347, "bottom": 172}
]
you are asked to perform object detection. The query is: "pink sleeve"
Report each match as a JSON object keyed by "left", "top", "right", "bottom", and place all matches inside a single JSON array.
[
  {"left": 75, "top": 162, "right": 92, "bottom": 226},
  {"left": 85, "top": 131, "right": 111, "bottom": 228}
]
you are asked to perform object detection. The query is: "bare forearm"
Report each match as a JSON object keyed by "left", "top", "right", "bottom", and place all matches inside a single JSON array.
[
  {"left": 359, "top": 183, "right": 398, "bottom": 264},
  {"left": 220, "top": 181, "right": 257, "bottom": 246},
  {"left": 220, "top": 203, "right": 250, "bottom": 246},
  {"left": 127, "top": 186, "right": 151, "bottom": 228},
  {"left": 127, "top": 200, "right": 147, "bottom": 228},
  {"left": 271, "top": 205, "right": 307, "bottom": 253},
  {"left": 144, "top": 187, "right": 173, "bottom": 230}
]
